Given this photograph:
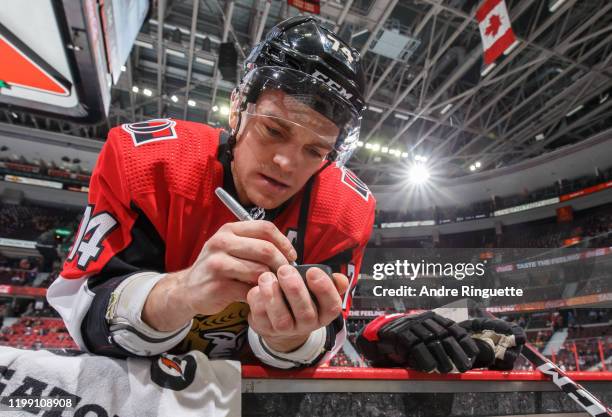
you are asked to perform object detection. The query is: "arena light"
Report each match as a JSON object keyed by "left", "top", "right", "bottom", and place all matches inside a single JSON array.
[
  {"left": 566, "top": 104, "right": 583, "bottom": 117},
  {"left": 188, "top": 99, "right": 196, "bottom": 107},
  {"left": 368, "top": 106, "right": 383, "bottom": 113},
  {"left": 381, "top": 146, "right": 389, "bottom": 154},
  {"left": 549, "top": 0, "right": 567, "bottom": 12},
  {"left": 220, "top": 105, "right": 230, "bottom": 115},
  {"left": 469, "top": 164, "right": 476, "bottom": 172},
  {"left": 394, "top": 113, "right": 409, "bottom": 120},
  {"left": 356, "top": 141, "right": 364, "bottom": 147},
  {"left": 475, "top": 161, "right": 481, "bottom": 168},
  {"left": 365, "top": 143, "right": 373, "bottom": 150},
  {"left": 440, "top": 103, "right": 453, "bottom": 115},
  {"left": 401, "top": 152, "right": 408, "bottom": 158},
  {"left": 120, "top": 65, "right": 126, "bottom": 72},
  {"left": 211, "top": 105, "right": 219, "bottom": 112},
  {"left": 408, "top": 163, "right": 430, "bottom": 185},
  {"left": 143, "top": 88, "right": 153, "bottom": 97},
  {"left": 131, "top": 86, "right": 139, "bottom": 93},
  {"left": 535, "top": 133, "right": 545, "bottom": 141},
  {"left": 371, "top": 143, "right": 380, "bottom": 152},
  {"left": 170, "top": 95, "right": 179, "bottom": 103}
]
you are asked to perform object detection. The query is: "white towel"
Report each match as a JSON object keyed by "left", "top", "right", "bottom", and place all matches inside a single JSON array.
[{"left": 0, "top": 346, "right": 241, "bottom": 417}]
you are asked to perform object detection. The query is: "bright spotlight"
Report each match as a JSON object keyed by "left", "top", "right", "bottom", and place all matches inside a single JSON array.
[
  {"left": 408, "top": 164, "right": 430, "bottom": 185},
  {"left": 220, "top": 105, "right": 230, "bottom": 116},
  {"left": 170, "top": 95, "right": 179, "bottom": 103},
  {"left": 469, "top": 164, "right": 476, "bottom": 171},
  {"left": 188, "top": 99, "right": 196, "bottom": 107},
  {"left": 143, "top": 88, "right": 152, "bottom": 97},
  {"left": 475, "top": 161, "right": 481, "bottom": 168},
  {"left": 131, "top": 86, "right": 139, "bottom": 93},
  {"left": 212, "top": 105, "right": 219, "bottom": 112}
]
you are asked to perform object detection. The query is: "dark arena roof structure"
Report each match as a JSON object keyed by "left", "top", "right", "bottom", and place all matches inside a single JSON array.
[{"left": 1, "top": 0, "right": 611, "bottom": 187}]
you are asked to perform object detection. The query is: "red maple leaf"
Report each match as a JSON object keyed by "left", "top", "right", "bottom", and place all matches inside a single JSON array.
[{"left": 485, "top": 14, "right": 502, "bottom": 37}]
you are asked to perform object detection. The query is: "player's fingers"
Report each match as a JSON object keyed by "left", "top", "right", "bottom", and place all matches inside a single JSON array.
[
  {"left": 307, "top": 268, "right": 343, "bottom": 326},
  {"left": 258, "top": 272, "right": 295, "bottom": 333},
  {"left": 331, "top": 272, "right": 350, "bottom": 296},
  {"left": 246, "top": 286, "right": 273, "bottom": 335},
  {"left": 230, "top": 220, "right": 297, "bottom": 263},
  {"left": 222, "top": 234, "right": 290, "bottom": 272},
  {"left": 277, "top": 265, "right": 318, "bottom": 329},
  {"left": 213, "top": 253, "right": 271, "bottom": 284},
  {"left": 222, "top": 280, "right": 253, "bottom": 304}
]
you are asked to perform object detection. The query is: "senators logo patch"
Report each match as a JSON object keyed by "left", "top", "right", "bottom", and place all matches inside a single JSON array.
[
  {"left": 121, "top": 119, "right": 178, "bottom": 146},
  {"left": 340, "top": 167, "right": 371, "bottom": 201},
  {"left": 178, "top": 302, "right": 249, "bottom": 358}
]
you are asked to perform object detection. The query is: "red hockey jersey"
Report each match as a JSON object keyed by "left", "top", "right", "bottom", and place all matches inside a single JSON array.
[{"left": 54, "top": 118, "right": 375, "bottom": 358}]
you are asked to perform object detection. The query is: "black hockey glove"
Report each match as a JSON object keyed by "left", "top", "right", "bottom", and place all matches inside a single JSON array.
[
  {"left": 356, "top": 311, "right": 480, "bottom": 373},
  {"left": 459, "top": 318, "right": 526, "bottom": 370}
]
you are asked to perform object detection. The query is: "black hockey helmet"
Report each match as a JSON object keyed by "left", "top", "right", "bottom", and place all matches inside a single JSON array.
[{"left": 234, "top": 16, "right": 366, "bottom": 164}]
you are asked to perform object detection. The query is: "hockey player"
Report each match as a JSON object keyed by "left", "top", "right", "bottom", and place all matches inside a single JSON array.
[{"left": 47, "top": 16, "right": 376, "bottom": 369}]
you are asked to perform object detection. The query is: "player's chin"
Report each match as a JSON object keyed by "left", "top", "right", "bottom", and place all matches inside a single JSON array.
[{"left": 248, "top": 186, "right": 293, "bottom": 209}]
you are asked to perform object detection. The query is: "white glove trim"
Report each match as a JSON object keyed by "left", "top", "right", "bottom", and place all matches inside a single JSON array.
[
  {"left": 106, "top": 272, "right": 192, "bottom": 356},
  {"left": 248, "top": 326, "right": 327, "bottom": 369}
]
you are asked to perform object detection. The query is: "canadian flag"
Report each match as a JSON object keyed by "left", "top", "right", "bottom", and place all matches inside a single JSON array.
[{"left": 476, "top": 0, "right": 517, "bottom": 66}]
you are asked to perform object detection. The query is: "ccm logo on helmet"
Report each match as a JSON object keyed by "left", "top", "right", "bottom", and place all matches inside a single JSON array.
[
  {"left": 122, "top": 119, "right": 178, "bottom": 146},
  {"left": 312, "top": 70, "right": 353, "bottom": 101}
]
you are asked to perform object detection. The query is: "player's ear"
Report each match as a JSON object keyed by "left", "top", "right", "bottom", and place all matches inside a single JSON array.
[{"left": 229, "top": 88, "right": 240, "bottom": 130}]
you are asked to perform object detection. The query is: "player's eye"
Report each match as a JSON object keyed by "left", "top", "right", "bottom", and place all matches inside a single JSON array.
[
  {"left": 264, "top": 124, "right": 284, "bottom": 138},
  {"left": 306, "top": 147, "right": 325, "bottom": 159}
]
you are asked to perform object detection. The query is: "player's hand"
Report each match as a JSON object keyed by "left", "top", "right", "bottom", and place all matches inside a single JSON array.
[
  {"left": 356, "top": 311, "right": 480, "bottom": 373},
  {"left": 246, "top": 265, "right": 348, "bottom": 352},
  {"left": 459, "top": 318, "right": 526, "bottom": 370},
  {"left": 143, "top": 220, "right": 297, "bottom": 331},
  {"left": 180, "top": 220, "right": 297, "bottom": 316}
]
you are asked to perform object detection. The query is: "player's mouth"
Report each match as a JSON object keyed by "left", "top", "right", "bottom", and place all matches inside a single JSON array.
[{"left": 257, "top": 173, "right": 290, "bottom": 191}]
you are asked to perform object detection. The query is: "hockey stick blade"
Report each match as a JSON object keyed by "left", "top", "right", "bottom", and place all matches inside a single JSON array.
[{"left": 480, "top": 308, "right": 611, "bottom": 417}]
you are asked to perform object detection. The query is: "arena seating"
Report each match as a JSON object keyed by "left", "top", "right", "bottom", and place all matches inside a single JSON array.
[
  {"left": 0, "top": 317, "right": 78, "bottom": 350},
  {"left": 0, "top": 156, "right": 91, "bottom": 186},
  {"left": 375, "top": 166, "right": 612, "bottom": 227},
  {"left": 0, "top": 203, "right": 80, "bottom": 240}
]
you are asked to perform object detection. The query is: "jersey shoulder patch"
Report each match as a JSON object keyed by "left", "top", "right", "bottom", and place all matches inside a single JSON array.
[
  {"left": 112, "top": 120, "right": 222, "bottom": 199},
  {"left": 310, "top": 164, "right": 376, "bottom": 242},
  {"left": 339, "top": 166, "right": 371, "bottom": 202},
  {"left": 121, "top": 119, "right": 178, "bottom": 146}
]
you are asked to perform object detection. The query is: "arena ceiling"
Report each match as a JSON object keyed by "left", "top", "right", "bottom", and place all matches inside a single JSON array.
[{"left": 2, "top": 0, "right": 612, "bottom": 186}]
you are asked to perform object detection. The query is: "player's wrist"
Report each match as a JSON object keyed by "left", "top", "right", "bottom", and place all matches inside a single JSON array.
[
  {"left": 142, "top": 270, "right": 195, "bottom": 331},
  {"left": 261, "top": 333, "right": 310, "bottom": 353}
]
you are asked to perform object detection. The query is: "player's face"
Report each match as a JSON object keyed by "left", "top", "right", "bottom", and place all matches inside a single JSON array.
[{"left": 231, "top": 90, "right": 339, "bottom": 208}]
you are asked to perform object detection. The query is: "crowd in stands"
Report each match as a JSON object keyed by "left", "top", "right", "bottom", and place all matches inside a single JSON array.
[
  {"left": 0, "top": 257, "right": 39, "bottom": 286},
  {"left": 0, "top": 317, "right": 77, "bottom": 350},
  {"left": 375, "top": 165, "right": 612, "bottom": 226},
  {"left": 0, "top": 203, "right": 79, "bottom": 240}
]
